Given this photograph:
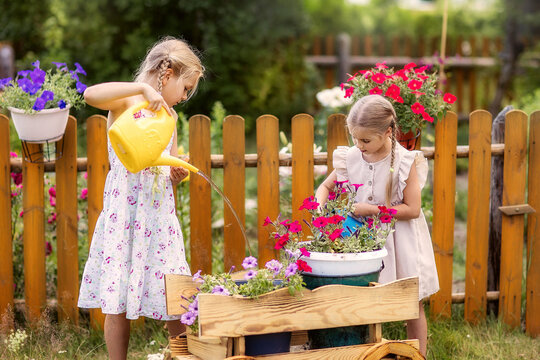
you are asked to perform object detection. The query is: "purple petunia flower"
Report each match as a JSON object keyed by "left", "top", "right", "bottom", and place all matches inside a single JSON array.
[
  {"left": 30, "top": 68, "right": 46, "bottom": 87},
  {"left": 244, "top": 270, "right": 258, "bottom": 280},
  {"left": 265, "top": 259, "right": 283, "bottom": 275},
  {"left": 242, "top": 256, "right": 258, "bottom": 270},
  {"left": 17, "top": 70, "right": 31, "bottom": 78},
  {"left": 32, "top": 97, "right": 47, "bottom": 111},
  {"left": 285, "top": 263, "right": 298, "bottom": 277},
  {"left": 70, "top": 71, "right": 79, "bottom": 82},
  {"left": 188, "top": 298, "right": 199, "bottom": 313},
  {"left": 211, "top": 285, "right": 230, "bottom": 296},
  {"left": 180, "top": 311, "right": 197, "bottom": 326},
  {"left": 74, "top": 62, "right": 87, "bottom": 76},
  {"left": 18, "top": 78, "right": 40, "bottom": 95},
  {"left": 41, "top": 90, "right": 54, "bottom": 102},
  {"left": 52, "top": 62, "right": 67, "bottom": 70},
  {"left": 192, "top": 270, "right": 202, "bottom": 282},
  {"left": 0, "top": 77, "right": 12, "bottom": 89},
  {"left": 32, "top": 60, "right": 40, "bottom": 68},
  {"left": 76, "top": 81, "right": 87, "bottom": 94},
  {"left": 58, "top": 100, "right": 66, "bottom": 109}
]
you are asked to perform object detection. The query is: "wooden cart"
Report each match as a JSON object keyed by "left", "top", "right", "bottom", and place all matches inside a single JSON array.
[{"left": 165, "top": 275, "right": 424, "bottom": 359}]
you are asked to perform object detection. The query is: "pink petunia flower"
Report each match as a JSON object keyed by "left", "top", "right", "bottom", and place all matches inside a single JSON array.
[
  {"left": 80, "top": 188, "right": 88, "bottom": 200},
  {"left": 411, "top": 102, "right": 425, "bottom": 114}
]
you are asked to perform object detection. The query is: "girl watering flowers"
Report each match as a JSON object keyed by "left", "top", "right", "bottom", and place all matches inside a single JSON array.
[
  {"left": 315, "top": 95, "right": 439, "bottom": 356},
  {"left": 77, "top": 37, "right": 204, "bottom": 360}
]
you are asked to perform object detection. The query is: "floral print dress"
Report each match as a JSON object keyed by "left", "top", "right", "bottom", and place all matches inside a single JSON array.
[{"left": 78, "top": 110, "right": 190, "bottom": 320}]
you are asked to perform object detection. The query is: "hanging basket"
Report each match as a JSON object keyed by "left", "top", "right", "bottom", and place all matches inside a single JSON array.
[
  {"left": 8, "top": 105, "right": 71, "bottom": 143},
  {"left": 396, "top": 128, "right": 421, "bottom": 151}
]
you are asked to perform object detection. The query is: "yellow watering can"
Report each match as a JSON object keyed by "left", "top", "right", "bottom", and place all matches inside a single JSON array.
[{"left": 108, "top": 101, "right": 198, "bottom": 174}]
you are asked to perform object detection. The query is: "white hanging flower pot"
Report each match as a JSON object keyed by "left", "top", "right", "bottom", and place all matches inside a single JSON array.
[{"left": 8, "top": 105, "right": 71, "bottom": 143}]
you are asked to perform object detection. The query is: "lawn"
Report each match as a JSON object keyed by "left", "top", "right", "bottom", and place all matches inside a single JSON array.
[{"left": 1, "top": 304, "right": 538, "bottom": 359}]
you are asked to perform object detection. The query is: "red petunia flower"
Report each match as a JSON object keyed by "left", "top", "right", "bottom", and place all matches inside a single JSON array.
[
  {"left": 288, "top": 220, "right": 302, "bottom": 233},
  {"left": 443, "top": 93, "right": 457, "bottom": 104},
  {"left": 385, "top": 84, "right": 401, "bottom": 98},
  {"left": 344, "top": 87, "right": 354, "bottom": 98},
  {"left": 411, "top": 102, "right": 425, "bottom": 114},
  {"left": 376, "top": 61, "right": 388, "bottom": 69},
  {"left": 312, "top": 216, "right": 328, "bottom": 228},
  {"left": 407, "top": 80, "right": 423, "bottom": 91},
  {"left": 422, "top": 112, "right": 434, "bottom": 123},
  {"left": 296, "top": 259, "right": 312, "bottom": 273},
  {"left": 371, "top": 72, "right": 387, "bottom": 84},
  {"left": 329, "top": 228, "right": 345, "bottom": 241},
  {"left": 299, "top": 247, "right": 311, "bottom": 257},
  {"left": 263, "top": 216, "right": 272, "bottom": 226},
  {"left": 404, "top": 62, "right": 417, "bottom": 70},
  {"left": 369, "top": 86, "right": 383, "bottom": 95},
  {"left": 380, "top": 214, "right": 393, "bottom": 224}
]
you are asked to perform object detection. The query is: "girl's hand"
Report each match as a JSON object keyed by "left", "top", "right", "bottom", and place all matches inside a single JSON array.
[
  {"left": 352, "top": 202, "right": 379, "bottom": 217},
  {"left": 142, "top": 84, "right": 172, "bottom": 116},
  {"left": 170, "top": 166, "right": 189, "bottom": 186}
]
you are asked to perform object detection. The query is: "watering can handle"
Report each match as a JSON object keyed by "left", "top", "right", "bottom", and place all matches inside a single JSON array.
[{"left": 122, "top": 101, "right": 170, "bottom": 120}]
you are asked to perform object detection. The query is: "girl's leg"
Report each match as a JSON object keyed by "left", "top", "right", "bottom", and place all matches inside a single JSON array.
[
  {"left": 166, "top": 320, "right": 186, "bottom": 337},
  {"left": 104, "top": 313, "right": 131, "bottom": 360},
  {"left": 406, "top": 301, "right": 427, "bottom": 356}
]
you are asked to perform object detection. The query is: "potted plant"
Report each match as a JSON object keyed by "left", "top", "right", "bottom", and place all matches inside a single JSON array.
[
  {"left": 0, "top": 60, "right": 87, "bottom": 143},
  {"left": 180, "top": 255, "right": 305, "bottom": 356},
  {"left": 263, "top": 180, "right": 397, "bottom": 349},
  {"left": 341, "top": 61, "right": 456, "bottom": 150}
]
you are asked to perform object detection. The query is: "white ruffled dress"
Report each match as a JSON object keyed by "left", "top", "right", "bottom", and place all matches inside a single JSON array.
[
  {"left": 78, "top": 109, "right": 190, "bottom": 320},
  {"left": 333, "top": 144, "right": 439, "bottom": 300}
]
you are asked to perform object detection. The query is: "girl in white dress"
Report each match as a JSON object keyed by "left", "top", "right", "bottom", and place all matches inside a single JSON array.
[
  {"left": 315, "top": 94, "right": 439, "bottom": 356},
  {"left": 78, "top": 37, "right": 204, "bottom": 360}
]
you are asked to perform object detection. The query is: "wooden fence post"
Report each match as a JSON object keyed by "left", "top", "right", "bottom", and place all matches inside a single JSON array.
[
  {"left": 292, "top": 114, "right": 314, "bottom": 237},
  {"left": 189, "top": 115, "right": 212, "bottom": 274},
  {"left": 22, "top": 143, "right": 46, "bottom": 322},
  {"left": 86, "top": 115, "right": 108, "bottom": 330},
  {"left": 55, "top": 117, "right": 79, "bottom": 324},
  {"left": 337, "top": 33, "right": 351, "bottom": 84},
  {"left": 464, "top": 110, "right": 492, "bottom": 323},
  {"left": 430, "top": 111, "right": 458, "bottom": 319},
  {"left": 0, "top": 114, "right": 14, "bottom": 322},
  {"left": 326, "top": 114, "right": 348, "bottom": 174},
  {"left": 526, "top": 110, "right": 540, "bottom": 337},
  {"left": 223, "top": 115, "right": 246, "bottom": 270},
  {"left": 499, "top": 110, "right": 528, "bottom": 329},
  {"left": 256, "top": 115, "right": 280, "bottom": 266}
]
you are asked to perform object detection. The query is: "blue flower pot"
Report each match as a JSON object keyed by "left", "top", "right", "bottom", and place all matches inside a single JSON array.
[{"left": 244, "top": 331, "right": 292, "bottom": 356}]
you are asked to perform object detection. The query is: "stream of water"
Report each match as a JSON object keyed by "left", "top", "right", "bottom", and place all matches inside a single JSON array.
[{"left": 195, "top": 171, "right": 253, "bottom": 257}]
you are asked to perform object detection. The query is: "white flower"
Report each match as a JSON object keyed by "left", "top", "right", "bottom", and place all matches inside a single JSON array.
[
  {"left": 316, "top": 86, "right": 353, "bottom": 108},
  {"left": 147, "top": 353, "right": 164, "bottom": 360}
]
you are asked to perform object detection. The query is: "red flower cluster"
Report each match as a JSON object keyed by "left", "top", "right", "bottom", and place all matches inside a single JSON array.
[{"left": 343, "top": 61, "right": 457, "bottom": 134}]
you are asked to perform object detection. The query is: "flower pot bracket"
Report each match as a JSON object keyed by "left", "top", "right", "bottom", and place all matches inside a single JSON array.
[{"left": 20, "top": 137, "right": 64, "bottom": 164}]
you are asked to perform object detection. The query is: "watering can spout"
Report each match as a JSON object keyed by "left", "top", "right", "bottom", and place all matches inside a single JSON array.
[
  {"left": 152, "top": 154, "right": 199, "bottom": 173},
  {"left": 108, "top": 101, "right": 199, "bottom": 174}
]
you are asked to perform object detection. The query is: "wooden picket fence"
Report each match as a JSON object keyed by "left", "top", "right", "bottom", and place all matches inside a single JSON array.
[{"left": 0, "top": 109, "right": 538, "bottom": 338}]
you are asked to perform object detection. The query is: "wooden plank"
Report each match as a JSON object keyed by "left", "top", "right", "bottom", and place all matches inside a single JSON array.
[
  {"left": 198, "top": 278, "right": 419, "bottom": 338},
  {"left": 430, "top": 111, "right": 458, "bottom": 319},
  {"left": 187, "top": 333, "right": 229, "bottom": 360},
  {"left": 464, "top": 110, "right": 492, "bottom": 324},
  {"left": 498, "top": 204, "right": 535, "bottom": 216},
  {"left": 55, "top": 116, "right": 79, "bottom": 324},
  {"left": 223, "top": 115, "right": 246, "bottom": 270},
  {"left": 326, "top": 114, "right": 348, "bottom": 174},
  {"left": 291, "top": 114, "right": 314, "bottom": 239},
  {"left": 0, "top": 114, "right": 14, "bottom": 320},
  {"left": 256, "top": 115, "right": 280, "bottom": 265},
  {"left": 165, "top": 274, "right": 199, "bottom": 316},
  {"left": 86, "top": 114, "right": 109, "bottom": 329},
  {"left": 364, "top": 35, "right": 373, "bottom": 56},
  {"left": 499, "top": 110, "right": 528, "bottom": 329},
  {"left": 469, "top": 37, "right": 477, "bottom": 110},
  {"left": 526, "top": 110, "right": 540, "bottom": 337},
  {"left": 189, "top": 115, "right": 212, "bottom": 274},
  {"left": 22, "top": 143, "right": 46, "bottom": 322},
  {"left": 255, "top": 340, "right": 419, "bottom": 359}
]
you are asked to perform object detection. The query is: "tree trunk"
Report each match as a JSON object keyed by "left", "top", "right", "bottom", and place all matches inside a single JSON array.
[{"left": 487, "top": 105, "right": 513, "bottom": 315}]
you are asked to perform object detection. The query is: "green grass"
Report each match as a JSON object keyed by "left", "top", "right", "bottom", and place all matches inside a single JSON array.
[{"left": 2, "top": 304, "right": 539, "bottom": 359}]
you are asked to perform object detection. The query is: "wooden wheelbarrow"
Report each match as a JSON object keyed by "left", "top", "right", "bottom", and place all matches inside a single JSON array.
[{"left": 164, "top": 275, "right": 424, "bottom": 360}]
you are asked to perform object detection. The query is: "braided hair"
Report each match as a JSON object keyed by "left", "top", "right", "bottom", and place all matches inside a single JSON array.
[
  {"left": 134, "top": 36, "right": 204, "bottom": 99},
  {"left": 347, "top": 95, "right": 397, "bottom": 206}
]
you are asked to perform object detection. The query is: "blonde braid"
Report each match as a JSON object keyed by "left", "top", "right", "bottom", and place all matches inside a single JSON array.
[
  {"left": 386, "top": 117, "right": 397, "bottom": 206},
  {"left": 157, "top": 59, "right": 171, "bottom": 93}
]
